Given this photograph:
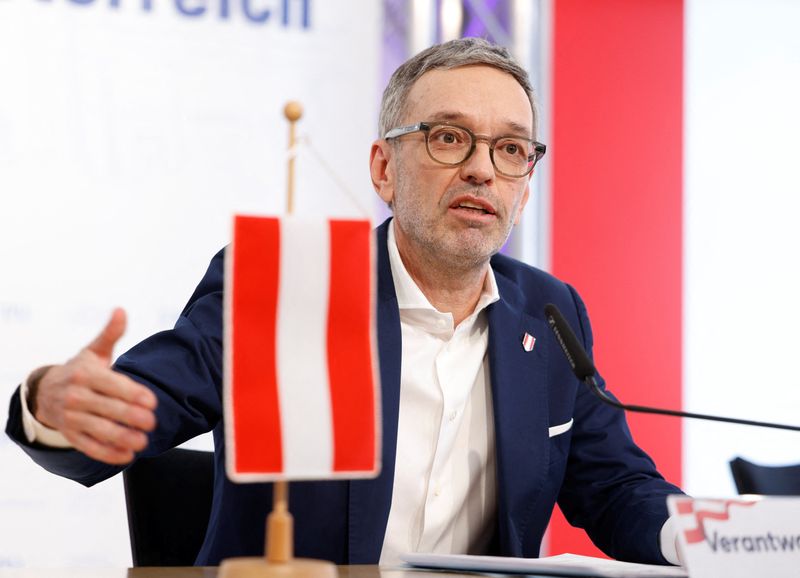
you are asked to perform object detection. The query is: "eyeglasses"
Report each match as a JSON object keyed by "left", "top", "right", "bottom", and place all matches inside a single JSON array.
[{"left": 384, "top": 122, "right": 546, "bottom": 178}]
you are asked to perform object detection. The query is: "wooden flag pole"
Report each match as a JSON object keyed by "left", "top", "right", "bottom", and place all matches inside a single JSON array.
[
  {"left": 264, "top": 99, "right": 301, "bottom": 565},
  {"left": 284, "top": 101, "right": 302, "bottom": 215},
  {"left": 218, "top": 103, "right": 336, "bottom": 578},
  {"left": 266, "top": 480, "right": 293, "bottom": 562}
]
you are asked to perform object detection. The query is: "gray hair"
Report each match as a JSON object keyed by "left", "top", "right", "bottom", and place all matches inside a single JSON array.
[{"left": 378, "top": 37, "right": 537, "bottom": 138}]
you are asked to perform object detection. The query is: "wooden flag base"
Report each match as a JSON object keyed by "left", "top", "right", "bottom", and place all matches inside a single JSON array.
[
  {"left": 218, "top": 557, "right": 337, "bottom": 578},
  {"left": 219, "top": 481, "right": 336, "bottom": 578}
]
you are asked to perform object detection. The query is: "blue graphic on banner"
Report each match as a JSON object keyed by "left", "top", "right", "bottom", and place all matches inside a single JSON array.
[
  {"left": 37, "top": 0, "right": 311, "bottom": 27},
  {"left": 0, "top": 302, "right": 32, "bottom": 324}
]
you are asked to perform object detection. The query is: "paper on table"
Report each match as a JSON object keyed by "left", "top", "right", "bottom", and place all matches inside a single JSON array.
[{"left": 400, "top": 552, "right": 688, "bottom": 578}]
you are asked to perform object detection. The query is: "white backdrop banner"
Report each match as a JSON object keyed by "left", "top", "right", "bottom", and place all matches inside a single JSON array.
[
  {"left": 0, "top": 0, "right": 380, "bottom": 567},
  {"left": 683, "top": 0, "right": 800, "bottom": 498}
]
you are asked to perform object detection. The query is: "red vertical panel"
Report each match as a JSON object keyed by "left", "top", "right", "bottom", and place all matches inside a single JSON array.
[
  {"left": 231, "top": 216, "right": 283, "bottom": 473},
  {"left": 549, "top": 0, "right": 683, "bottom": 557},
  {"left": 327, "top": 220, "right": 377, "bottom": 472}
]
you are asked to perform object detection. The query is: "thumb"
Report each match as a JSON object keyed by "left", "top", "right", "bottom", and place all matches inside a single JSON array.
[{"left": 86, "top": 307, "right": 127, "bottom": 363}]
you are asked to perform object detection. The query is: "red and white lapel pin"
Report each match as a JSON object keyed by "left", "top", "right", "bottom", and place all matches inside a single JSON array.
[{"left": 521, "top": 332, "right": 536, "bottom": 352}]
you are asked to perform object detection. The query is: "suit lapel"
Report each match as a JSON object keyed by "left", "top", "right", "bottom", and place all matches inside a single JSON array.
[
  {"left": 348, "top": 220, "right": 401, "bottom": 563},
  {"left": 487, "top": 275, "right": 551, "bottom": 553}
]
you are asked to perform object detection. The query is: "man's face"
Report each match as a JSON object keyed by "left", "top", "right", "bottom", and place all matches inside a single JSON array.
[{"left": 371, "top": 65, "right": 533, "bottom": 272}]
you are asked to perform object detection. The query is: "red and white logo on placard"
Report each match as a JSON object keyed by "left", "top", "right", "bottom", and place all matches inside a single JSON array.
[
  {"left": 223, "top": 215, "right": 381, "bottom": 482},
  {"left": 673, "top": 498, "right": 757, "bottom": 545}
]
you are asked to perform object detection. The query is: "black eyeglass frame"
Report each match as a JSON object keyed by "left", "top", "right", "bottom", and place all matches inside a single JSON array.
[{"left": 383, "top": 121, "right": 547, "bottom": 178}]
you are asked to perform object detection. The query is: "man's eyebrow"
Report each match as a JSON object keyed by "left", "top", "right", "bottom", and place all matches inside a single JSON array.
[
  {"left": 427, "top": 111, "right": 468, "bottom": 124},
  {"left": 426, "top": 111, "right": 533, "bottom": 137}
]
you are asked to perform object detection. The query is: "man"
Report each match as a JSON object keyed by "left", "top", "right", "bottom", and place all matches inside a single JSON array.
[{"left": 6, "top": 38, "right": 683, "bottom": 566}]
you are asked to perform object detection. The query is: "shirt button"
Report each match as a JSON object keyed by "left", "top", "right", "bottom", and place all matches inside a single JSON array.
[{"left": 448, "top": 410, "right": 457, "bottom": 422}]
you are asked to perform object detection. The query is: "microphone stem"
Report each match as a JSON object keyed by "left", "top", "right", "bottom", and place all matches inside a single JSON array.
[{"left": 585, "top": 376, "right": 800, "bottom": 432}]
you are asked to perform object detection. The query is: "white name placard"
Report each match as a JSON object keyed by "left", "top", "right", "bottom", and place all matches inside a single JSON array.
[{"left": 668, "top": 495, "right": 800, "bottom": 578}]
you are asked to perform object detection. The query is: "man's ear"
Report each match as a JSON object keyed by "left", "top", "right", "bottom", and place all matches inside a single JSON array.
[
  {"left": 370, "top": 139, "right": 395, "bottom": 206},
  {"left": 513, "top": 178, "right": 532, "bottom": 226}
]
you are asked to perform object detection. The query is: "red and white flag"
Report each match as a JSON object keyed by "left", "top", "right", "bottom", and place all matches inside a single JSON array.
[{"left": 223, "top": 215, "right": 380, "bottom": 482}]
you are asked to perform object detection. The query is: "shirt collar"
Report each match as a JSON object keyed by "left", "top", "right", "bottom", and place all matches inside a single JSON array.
[{"left": 387, "top": 220, "right": 500, "bottom": 317}]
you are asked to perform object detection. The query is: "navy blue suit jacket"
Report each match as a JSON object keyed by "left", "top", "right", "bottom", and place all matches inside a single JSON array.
[{"left": 6, "top": 219, "right": 682, "bottom": 565}]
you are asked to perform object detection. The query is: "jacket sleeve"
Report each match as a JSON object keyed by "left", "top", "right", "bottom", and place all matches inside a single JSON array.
[{"left": 555, "top": 284, "right": 684, "bottom": 564}]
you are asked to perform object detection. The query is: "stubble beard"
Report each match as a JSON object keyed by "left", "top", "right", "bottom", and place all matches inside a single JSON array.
[{"left": 391, "top": 162, "right": 518, "bottom": 277}]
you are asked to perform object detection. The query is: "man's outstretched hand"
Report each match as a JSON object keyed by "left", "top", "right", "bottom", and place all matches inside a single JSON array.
[{"left": 32, "top": 308, "right": 158, "bottom": 465}]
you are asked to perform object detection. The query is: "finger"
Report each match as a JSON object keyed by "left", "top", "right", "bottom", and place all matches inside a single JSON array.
[
  {"left": 63, "top": 409, "right": 150, "bottom": 454},
  {"left": 75, "top": 364, "right": 158, "bottom": 410},
  {"left": 65, "top": 430, "right": 138, "bottom": 465},
  {"left": 61, "top": 384, "right": 156, "bottom": 432},
  {"left": 86, "top": 307, "right": 127, "bottom": 362}
]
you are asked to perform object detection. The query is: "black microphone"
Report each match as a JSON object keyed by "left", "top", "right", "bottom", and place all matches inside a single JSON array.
[{"left": 543, "top": 303, "right": 800, "bottom": 432}]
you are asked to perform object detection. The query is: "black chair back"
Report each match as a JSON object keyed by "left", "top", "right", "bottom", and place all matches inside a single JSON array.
[
  {"left": 729, "top": 456, "right": 800, "bottom": 496},
  {"left": 123, "top": 447, "right": 215, "bottom": 566}
]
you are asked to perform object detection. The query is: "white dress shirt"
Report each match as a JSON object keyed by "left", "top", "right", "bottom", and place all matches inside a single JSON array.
[
  {"left": 20, "top": 374, "right": 71, "bottom": 448},
  {"left": 379, "top": 225, "right": 500, "bottom": 565}
]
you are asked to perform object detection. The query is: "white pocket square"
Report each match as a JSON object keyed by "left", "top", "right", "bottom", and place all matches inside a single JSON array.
[{"left": 548, "top": 418, "right": 573, "bottom": 438}]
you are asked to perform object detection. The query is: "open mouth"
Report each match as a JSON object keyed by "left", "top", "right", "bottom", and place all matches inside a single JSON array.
[{"left": 450, "top": 197, "right": 496, "bottom": 215}]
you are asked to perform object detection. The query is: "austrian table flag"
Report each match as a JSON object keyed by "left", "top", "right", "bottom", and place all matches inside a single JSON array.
[{"left": 223, "top": 215, "right": 380, "bottom": 482}]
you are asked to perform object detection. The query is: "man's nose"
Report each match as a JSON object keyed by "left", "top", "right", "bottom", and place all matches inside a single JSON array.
[{"left": 459, "top": 139, "right": 495, "bottom": 184}]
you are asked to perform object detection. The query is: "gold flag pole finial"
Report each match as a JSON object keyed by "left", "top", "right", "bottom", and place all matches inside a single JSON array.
[{"left": 284, "top": 101, "right": 303, "bottom": 215}]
